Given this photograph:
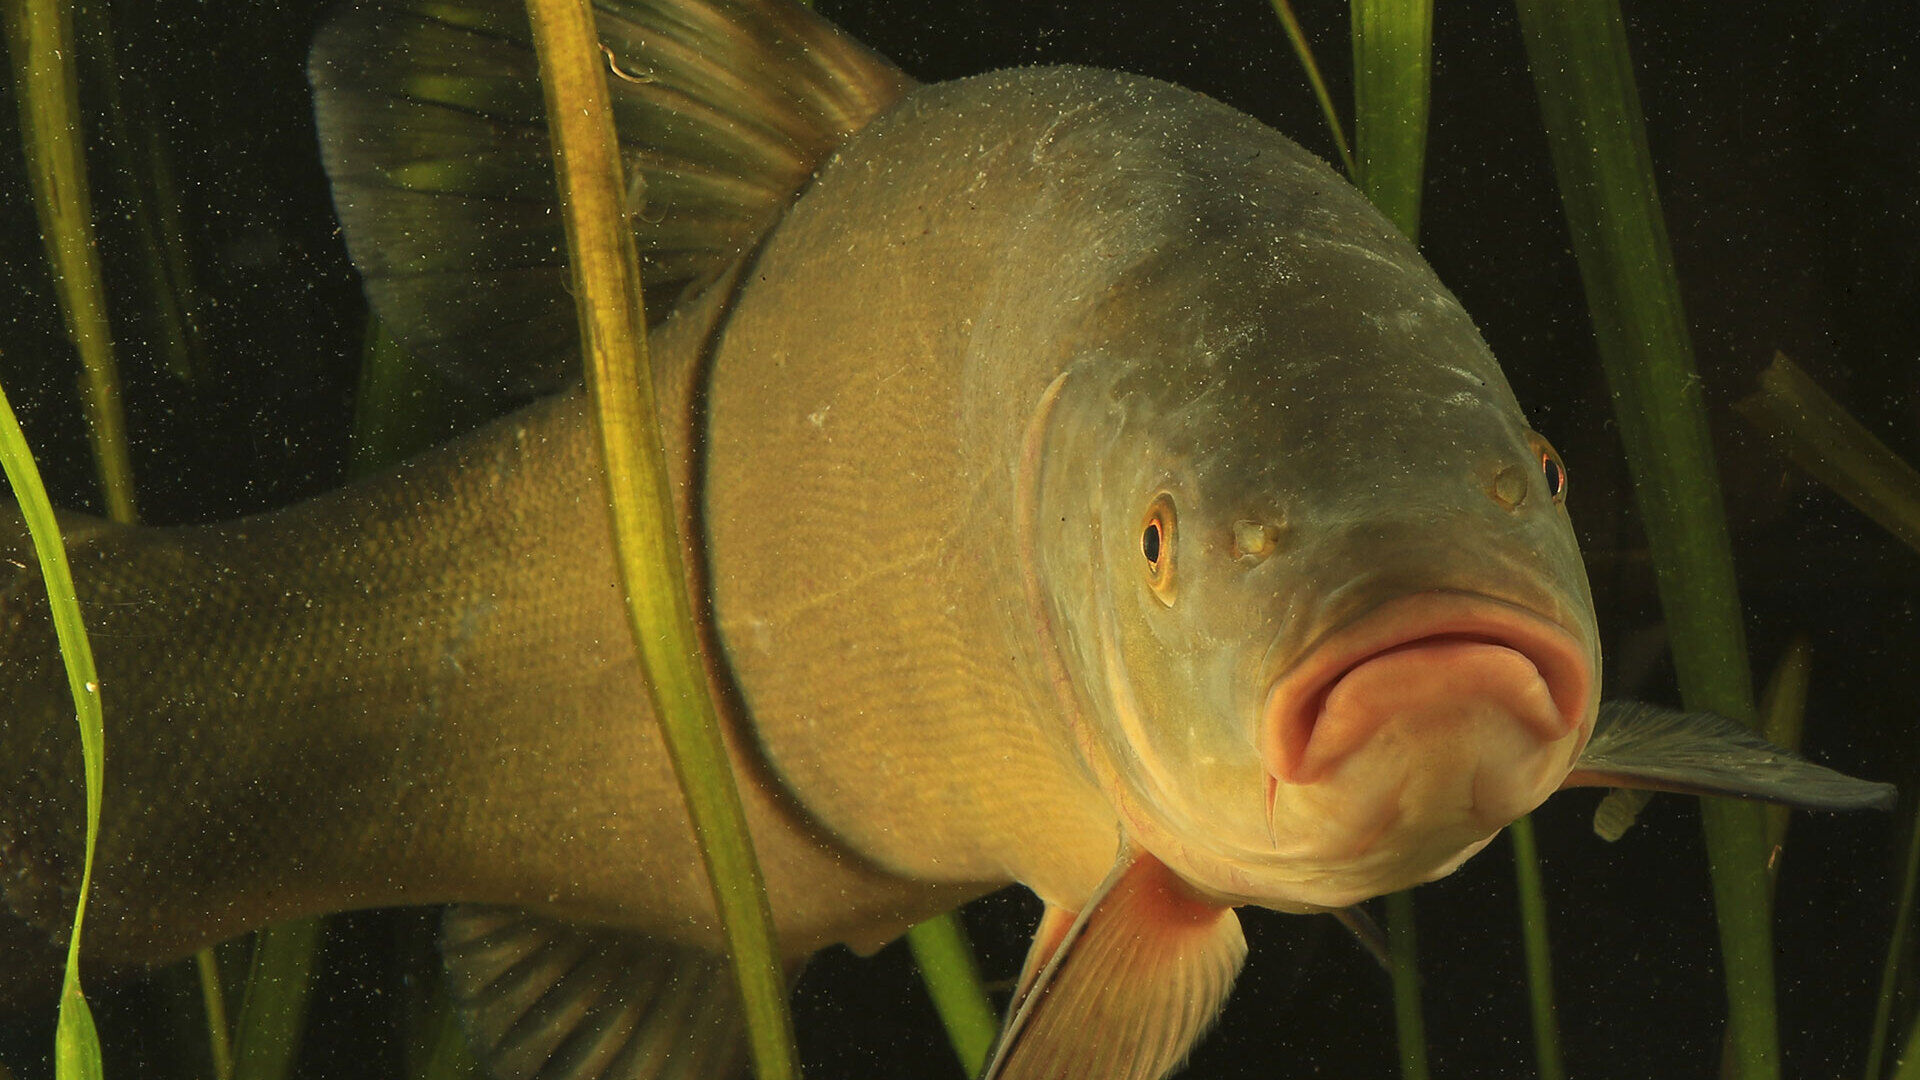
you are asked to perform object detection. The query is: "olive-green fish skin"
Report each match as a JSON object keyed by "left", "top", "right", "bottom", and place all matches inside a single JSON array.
[
  {"left": 0, "top": 293, "right": 981, "bottom": 980},
  {"left": 705, "top": 66, "right": 1597, "bottom": 914}
]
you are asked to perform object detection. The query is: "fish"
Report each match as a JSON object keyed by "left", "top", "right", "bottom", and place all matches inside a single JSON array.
[{"left": 0, "top": 0, "right": 1894, "bottom": 1076}]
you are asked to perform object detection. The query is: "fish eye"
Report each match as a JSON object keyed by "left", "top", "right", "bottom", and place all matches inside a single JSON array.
[
  {"left": 1142, "top": 494, "right": 1177, "bottom": 604},
  {"left": 1538, "top": 440, "right": 1568, "bottom": 504}
]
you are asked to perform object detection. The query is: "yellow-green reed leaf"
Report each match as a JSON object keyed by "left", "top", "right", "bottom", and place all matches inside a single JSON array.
[
  {"left": 1511, "top": 2, "right": 1772, "bottom": 1076},
  {"left": 1266, "top": 0, "right": 1356, "bottom": 177},
  {"left": 3, "top": 0, "right": 138, "bottom": 522},
  {"left": 0, "top": 370, "right": 107, "bottom": 1080},
  {"left": 1385, "top": 890, "right": 1429, "bottom": 1080},
  {"left": 230, "top": 917, "right": 325, "bottom": 1080},
  {"left": 517, "top": 1, "right": 798, "bottom": 1076},
  {"left": 196, "top": 948, "right": 234, "bottom": 1080},
  {"left": 1735, "top": 352, "right": 1920, "bottom": 558},
  {"left": 906, "top": 913, "right": 998, "bottom": 1076},
  {"left": 1508, "top": 817, "right": 1564, "bottom": 1080},
  {"left": 1349, "top": 0, "right": 1432, "bottom": 239}
]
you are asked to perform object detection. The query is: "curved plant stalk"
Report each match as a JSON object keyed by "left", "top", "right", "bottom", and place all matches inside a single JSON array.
[
  {"left": 1511, "top": 2, "right": 1773, "bottom": 1076},
  {"left": 1735, "top": 352, "right": 1920, "bottom": 555},
  {"left": 1876, "top": 813, "right": 1920, "bottom": 1080},
  {"left": 906, "top": 912, "right": 998, "bottom": 1076},
  {"left": 0, "top": 364, "right": 107, "bottom": 1080},
  {"left": 1266, "top": 0, "right": 1356, "bottom": 176},
  {"left": 517, "top": 0, "right": 799, "bottom": 1076},
  {"left": 3, "top": 0, "right": 138, "bottom": 523},
  {"left": 1508, "top": 816, "right": 1564, "bottom": 1080}
]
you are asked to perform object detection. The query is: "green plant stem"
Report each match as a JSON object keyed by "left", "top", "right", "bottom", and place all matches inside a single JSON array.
[
  {"left": 0, "top": 365, "right": 107, "bottom": 1080},
  {"left": 1509, "top": 816, "right": 1564, "bottom": 1080},
  {"left": 196, "top": 948, "right": 234, "bottom": 1080},
  {"left": 906, "top": 913, "right": 998, "bottom": 1076},
  {"left": 230, "top": 917, "right": 325, "bottom": 1080},
  {"left": 1868, "top": 802, "right": 1920, "bottom": 1080},
  {"left": 517, "top": 0, "right": 798, "bottom": 1077},
  {"left": 1511, "top": 2, "right": 1772, "bottom": 1076},
  {"left": 1735, "top": 352, "right": 1920, "bottom": 556},
  {"left": 1385, "top": 890, "right": 1430, "bottom": 1080},
  {"left": 1350, "top": 0, "right": 1432, "bottom": 238},
  {"left": 3, "top": 0, "right": 138, "bottom": 522},
  {"left": 1265, "top": 0, "right": 1356, "bottom": 175}
]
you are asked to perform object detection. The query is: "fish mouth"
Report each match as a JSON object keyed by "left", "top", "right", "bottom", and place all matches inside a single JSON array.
[{"left": 1260, "top": 592, "right": 1594, "bottom": 788}]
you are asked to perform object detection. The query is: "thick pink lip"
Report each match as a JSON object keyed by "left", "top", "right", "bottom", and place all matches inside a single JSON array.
[{"left": 1260, "top": 592, "right": 1594, "bottom": 784}]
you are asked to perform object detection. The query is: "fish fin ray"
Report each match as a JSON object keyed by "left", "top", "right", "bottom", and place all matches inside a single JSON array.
[
  {"left": 1562, "top": 699, "right": 1896, "bottom": 812},
  {"left": 309, "top": 0, "right": 913, "bottom": 398},
  {"left": 1331, "top": 904, "right": 1389, "bottom": 969},
  {"left": 983, "top": 851, "right": 1246, "bottom": 1080},
  {"left": 440, "top": 904, "right": 745, "bottom": 1080}
]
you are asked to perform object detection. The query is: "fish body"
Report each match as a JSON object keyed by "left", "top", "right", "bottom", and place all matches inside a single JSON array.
[{"left": 0, "top": 0, "right": 1893, "bottom": 1075}]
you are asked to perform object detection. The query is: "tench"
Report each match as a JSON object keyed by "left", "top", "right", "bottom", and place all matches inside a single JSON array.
[{"left": 0, "top": 0, "right": 1893, "bottom": 1075}]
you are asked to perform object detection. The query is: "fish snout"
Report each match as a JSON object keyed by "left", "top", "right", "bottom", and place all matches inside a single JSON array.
[{"left": 1260, "top": 593, "right": 1593, "bottom": 840}]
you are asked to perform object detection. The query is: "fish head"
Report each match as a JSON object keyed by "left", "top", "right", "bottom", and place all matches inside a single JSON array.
[{"left": 1026, "top": 134, "right": 1599, "bottom": 911}]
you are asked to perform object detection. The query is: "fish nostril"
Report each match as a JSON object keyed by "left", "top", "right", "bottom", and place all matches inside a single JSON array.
[{"left": 1487, "top": 464, "right": 1528, "bottom": 511}]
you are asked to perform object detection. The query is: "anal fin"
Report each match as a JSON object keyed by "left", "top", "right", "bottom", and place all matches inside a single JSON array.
[
  {"left": 983, "top": 849, "right": 1246, "bottom": 1080},
  {"left": 440, "top": 904, "right": 745, "bottom": 1080}
]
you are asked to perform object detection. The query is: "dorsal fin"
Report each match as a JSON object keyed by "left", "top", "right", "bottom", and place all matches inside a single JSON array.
[{"left": 309, "top": 0, "right": 913, "bottom": 399}]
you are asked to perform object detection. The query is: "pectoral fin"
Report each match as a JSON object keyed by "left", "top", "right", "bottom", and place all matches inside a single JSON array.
[
  {"left": 1561, "top": 700, "right": 1897, "bottom": 811},
  {"left": 982, "top": 848, "right": 1247, "bottom": 1080},
  {"left": 439, "top": 904, "right": 745, "bottom": 1080}
]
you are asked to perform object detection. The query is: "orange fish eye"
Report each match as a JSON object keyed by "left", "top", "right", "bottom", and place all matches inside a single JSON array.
[
  {"left": 1538, "top": 440, "right": 1568, "bottom": 504},
  {"left": 1141, "top": 494, "right": 1177, "bottom": 604}
]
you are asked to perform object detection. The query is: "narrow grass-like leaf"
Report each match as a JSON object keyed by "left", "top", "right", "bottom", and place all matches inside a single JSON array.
[
  {"left": 1510, "top": 2, "right": 1773, "bottom": 1075},
  {"left": 230, "top": 917, "right": 325, "bottom": 1080},
  {"left": 195, "top": 948, "right": 234, "bottom": 1080},
  {"left": 73, "top": 0, "right": 205, "bottom": 384},
  {"left": 1755, "top": 637, "right": 1809, "bottom": 894},
  {"left": 1735, "top": 353, "right": 1920, "bottom": 556},
  {"left": 906, "top": 912, "right": 998, "bottom": 1075},
  {"left": 3, "top": 0, "right": 139, "bottom": 521},
  {"left": 517, "top": 1, "right": 798, "bottom": 1076},
  {"left": 1265, "top": 0, "right": 1356, "bottom": 176},
  {"left": 0, "top": 369, "right": 107, "bottom": 1080},
  {"left": 1385, "top": 890, "right": 1430, "bottom": 1080},
  {"left": 1508, "top": 816, "right": 1564, "bottom": 1080},
  {"left": 1350, "top": 0, "right": 1432, "bottom": 239},
  {"left": 1878, "top": 811, "right": 1920, "bottom": 1080}
]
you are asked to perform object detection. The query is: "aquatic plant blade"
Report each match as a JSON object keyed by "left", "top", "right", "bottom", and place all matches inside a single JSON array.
[
  {"left": 3, "top": 0, "right": 138, "bottom": 521},
  {"left": 517, "top": 0, "right": 798, "bottom": 1076},
  {"left": 1511, "top": 1, "right": 1775, "bottom": 1074},
  {"left": 1265, "top": 0, "right": 1355, "bottom": 175},
  {"left": 231, "top": 917, "right": 326, "bottom": 1080},
  {"left": 54, "top": 982, "right": 102, "bottom": 1080},
  {"left": 1349, "top": 0, "right": 1432, "bottom": 240},
  {"left": 1507, "top": 817, "right": 1564, "bottom": 1080},
  {"left": 1735, "top": 352, "right": 1920, "bottom": 559},
  {"left": 906, "top": 912, "right": 998, "bottom": 1076},
  {"left": 0, "top": 375, "right": 107, "bottom": 1080},
  {"left": 1384, "top": 890, "right": 1429, "bottom": 1080}
]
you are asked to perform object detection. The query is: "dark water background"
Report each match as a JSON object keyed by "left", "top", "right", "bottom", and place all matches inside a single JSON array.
[{"left": 1, "top": 0, "right": 1918, "bottom": 1076}]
